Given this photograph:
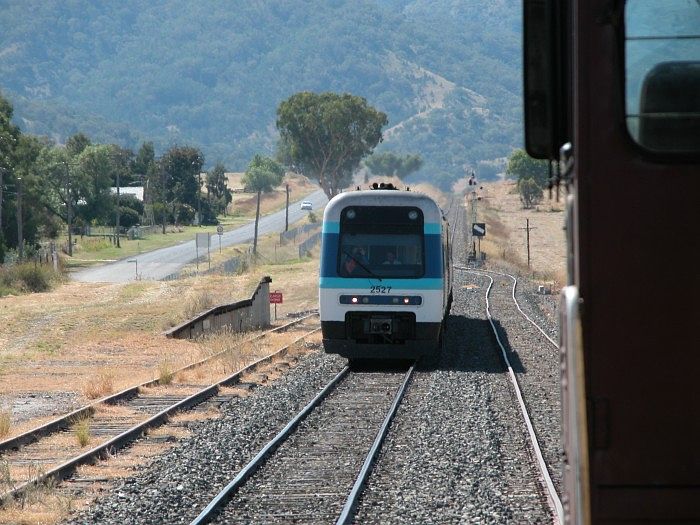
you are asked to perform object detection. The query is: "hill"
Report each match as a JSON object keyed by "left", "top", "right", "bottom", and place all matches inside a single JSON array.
[{"left": 0, "top": 0, "right": 522, "bottom": 188}]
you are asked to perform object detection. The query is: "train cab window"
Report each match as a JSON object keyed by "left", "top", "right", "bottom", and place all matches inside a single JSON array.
[
  {"left": 338, "top": 206, "right": 424, "bottom": 279},
  {"left": 625, "top": 0, "right": 700, "bottom": 153}
]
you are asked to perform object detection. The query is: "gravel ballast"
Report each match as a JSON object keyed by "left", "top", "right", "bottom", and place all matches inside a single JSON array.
[
  {"left": 352, "top": 269, "right": 555, "bottom": 524},
  {"left": 69, "top": 350, "right": 347, "bottom": 525}
]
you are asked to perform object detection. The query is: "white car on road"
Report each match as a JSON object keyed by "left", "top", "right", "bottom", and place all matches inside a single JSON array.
[{"left": 300, "top": 201, "right": 313, "bottom": 210}]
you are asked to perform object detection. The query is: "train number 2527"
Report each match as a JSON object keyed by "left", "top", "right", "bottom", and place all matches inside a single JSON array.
[{"left": 370, "top": 285, "right": 392, "bottom": 294}]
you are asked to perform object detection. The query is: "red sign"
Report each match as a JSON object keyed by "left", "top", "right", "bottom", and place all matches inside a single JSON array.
[{"left": 269, "top": 292, "right": 283, "bottom": 304}]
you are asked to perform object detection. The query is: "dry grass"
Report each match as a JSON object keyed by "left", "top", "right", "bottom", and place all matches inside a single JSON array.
[
  {"left": 182, "top": 289, "right": 215, "bottom": 320},
  {"left": 72, "top": 417, "right": 91, "bottom": 448},
  {"left": 82, "top": 369, "right": 115, "bottom": 399},
  {"left": 158, "top": 360, "right": 174, "bottom": 385},
  {"left": 477, "top": 180, "right": 566, "bottom": 288},
  {"left": 0, "top": 408, "right": 11, "bottom": 438}
]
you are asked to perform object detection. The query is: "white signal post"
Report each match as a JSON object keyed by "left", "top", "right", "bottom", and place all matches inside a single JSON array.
[{"left": 217, "top": 225, "right": 224, "bottom": 253}]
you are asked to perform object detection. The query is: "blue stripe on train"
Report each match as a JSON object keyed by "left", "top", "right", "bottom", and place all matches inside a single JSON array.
[
  {"left": 319, "top": 277, "right": 444, "bottom": 289},
  {"left": 320, "top": 232, "right": 443, "bottom": 278}
]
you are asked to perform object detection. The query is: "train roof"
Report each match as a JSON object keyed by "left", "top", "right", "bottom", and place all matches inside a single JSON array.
[{"left": 323, "top": 189, "right": 444, "bottom": 223}]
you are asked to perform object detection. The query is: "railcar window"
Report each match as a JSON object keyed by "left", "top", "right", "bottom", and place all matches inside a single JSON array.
[
  {"left": 338, "top": 205, "right": 426, "bottom": 278},
  {"left": 339, "top": 233, "right": 424, "bottom": 278},
  {"left": 625, "top": 0, "right": 700, "bottom": 153}
]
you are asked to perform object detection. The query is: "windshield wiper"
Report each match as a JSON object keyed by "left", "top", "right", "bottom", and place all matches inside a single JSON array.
[{"left": 342, "top": 250, "right": 382, "bottom": 281}]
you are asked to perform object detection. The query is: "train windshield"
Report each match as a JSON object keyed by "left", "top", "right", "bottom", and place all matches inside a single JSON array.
[{"left": 338, "top": 206, "right": 424, "bottom": 278}]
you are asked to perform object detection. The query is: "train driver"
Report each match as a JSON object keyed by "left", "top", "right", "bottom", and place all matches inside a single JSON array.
[{"left": 382, "top": 251, "right": 401, "bottom": 265}]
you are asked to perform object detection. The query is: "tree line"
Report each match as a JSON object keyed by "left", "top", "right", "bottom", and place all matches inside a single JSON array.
[
  {"left": 2, "top": 87, "right": 426, "bottom": 263},
  {"left": 0, "top": 92, "right": 233, "bottom": 262}
]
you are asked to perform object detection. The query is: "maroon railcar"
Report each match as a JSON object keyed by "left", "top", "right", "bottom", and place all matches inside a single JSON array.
[{"left": 523, "top": 1, "right": 700, "bottom": 523}]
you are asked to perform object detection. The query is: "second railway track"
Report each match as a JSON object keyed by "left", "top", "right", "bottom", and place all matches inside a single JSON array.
[{"left": 0, "top": 314, "right": 321, "bottom": 504}]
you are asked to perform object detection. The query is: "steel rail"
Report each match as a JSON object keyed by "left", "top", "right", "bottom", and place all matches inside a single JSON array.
[
  {"left": 0, "top": 313, "right": 318, "bottom": 454},
  {"left": 189, "top": 366, "right": 351, "bottom": 525},
  {"left": 456, "top": 267, "right": 564, "bottom": 524},
  {"left": 0, "top": 328, "right": 321, "bottom": 504},
  {"left": 335, "top": 363, "right": 415, "bottom": 525},
  {"left": 454, "top": 266, "right": 557, "bottom": 347}
]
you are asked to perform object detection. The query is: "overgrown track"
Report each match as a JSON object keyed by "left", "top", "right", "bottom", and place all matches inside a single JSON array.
[
  {"left": 0, "top": 314, "right": 320, "bottom": 504},
  {"left": 191, "top": 363, "right": 415, "bottom": 525}
]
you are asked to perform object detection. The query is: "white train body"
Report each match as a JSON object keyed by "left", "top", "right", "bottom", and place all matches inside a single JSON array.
[{"left": 319, "top": 187, "right": 452, "bottom": 359}]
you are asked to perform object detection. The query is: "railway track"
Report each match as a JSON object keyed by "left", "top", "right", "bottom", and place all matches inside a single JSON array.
[
  {"left": 190, "top": 362, "right": 415, "bottom": 525},
  {"left": 0, "top": 314, "right": 320, "bottom": 504},
  {"left": 456, "top": 265, "right": 563, "bottom": 523}
]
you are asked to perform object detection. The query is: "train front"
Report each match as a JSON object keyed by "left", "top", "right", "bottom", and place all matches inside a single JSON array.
[{"left": 319, "top": 190, "right": 445, "bottom": 359}]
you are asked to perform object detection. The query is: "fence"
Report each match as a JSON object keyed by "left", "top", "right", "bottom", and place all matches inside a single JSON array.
[
  {"left": 298, "top": 231, "right": 321, "bottom": 257},
  {"left": 164, "top": 276, "right": 272, "bottom": 339},
  {"left": 161, "top": 222, "right": 320, "bottom": 281},
  {"left": 279, "top": 222, "right": 320, "bottom": 245}
]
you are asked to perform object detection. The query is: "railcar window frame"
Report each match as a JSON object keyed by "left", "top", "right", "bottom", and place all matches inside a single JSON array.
[
  {"left": 337, "top": 205, "right": 426, "bottom": 280},
  {"left": 622, "top": 0, "right": 700, "bottom": 159}
]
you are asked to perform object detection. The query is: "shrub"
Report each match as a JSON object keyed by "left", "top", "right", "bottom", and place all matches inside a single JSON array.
[
  {"left": 0, "top": 262, "right": 60, "bottom": 295},
  {"left": 518, "top": 177, "right": 544, "bottom": 209}
]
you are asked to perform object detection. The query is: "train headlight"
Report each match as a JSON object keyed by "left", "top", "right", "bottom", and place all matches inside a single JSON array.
[
  {"left": 346, "top": 209, "right": 356, "bottom": 219},
  {"left": 351, "top": 297, "right": 358, "bottom": 304},
  {"left": 403, "top": 297, "right": 410, "bottom": 304},
  {"left": 408, "top": 210, "right": 418, "bottom": 220}
]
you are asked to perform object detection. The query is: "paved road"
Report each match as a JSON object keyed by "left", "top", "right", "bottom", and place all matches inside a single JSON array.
[{"left": 72, "top": 189, "right": 328, "bottom": 283}]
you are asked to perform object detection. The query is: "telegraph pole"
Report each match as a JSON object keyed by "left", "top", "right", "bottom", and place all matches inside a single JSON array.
[
  {"left": 285, "top": 184, "right": 290, "bottom": 232},
  {"left": 520, "top": 218, "right": 537, "bottom": 268},
  {"left": 161, "top": 167, "right": 167, "bottom": 234},
  {"left": 197, "top": 169, "right": 202, "bottom": 227},
  {"left": 115, "top": 168, "right": 121, "bottom": 247},
  {"left": 0, "top": 167, "right": 4, "bottom": 234},
  {"left": 16, "top": 176, "right": 23, "bottom": 259},
  {"left": 64, "top": 162, "right": 74, "bottom": 257}
]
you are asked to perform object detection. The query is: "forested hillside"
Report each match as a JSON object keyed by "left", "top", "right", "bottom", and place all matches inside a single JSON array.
[{"left": 0, "top": 0, "right": 521, "bottom": 188}]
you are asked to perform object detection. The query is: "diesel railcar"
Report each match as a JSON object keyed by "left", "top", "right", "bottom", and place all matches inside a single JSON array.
[
  {"left": 523, "top": 1, "right": 699, "bottom": 523},
  {"left": 319, "top": 184, "right": 452, "bottom": 359}
]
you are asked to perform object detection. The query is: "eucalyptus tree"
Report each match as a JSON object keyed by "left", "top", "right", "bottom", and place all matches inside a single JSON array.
[
  {"left": 35, "top": 147, "right": 86, "bottom": 256},
  {"left": 0, "top": 94, "right": 20, "bottom": 245},
  {"left": 206, "top": 162, "right": 232, "bottom": 216},
  {"left": 242, "top": 155, "right": 284, "bottom": 254},
  {"left": 276, "top": 92, "right": 388, "bottom": 198},
  {"left": 364, "top": 152, "right": 423, "bottom": 180},
  {"left": 159, "top": 146, "right": 204, "bottom": 226}
]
